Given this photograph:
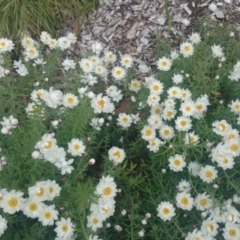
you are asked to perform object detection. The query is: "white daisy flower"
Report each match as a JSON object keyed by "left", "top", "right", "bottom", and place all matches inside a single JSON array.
[
  {"left": 21, "top": 36, "right": 35, "bottom": 48},
  {"left": 108, "top": 146, "right": 126, "bottom": 165},
  {"left": 147, "top": 94, "right": 160, "bottom": 107},
  {"left": 167, "top": 86, "right": 182, "bottom": 99},
  {"left": 44, "top": 180, "right": 61, "bottom": 201},
  {"left": 68, "top": 138, "right": 86, "bottom": 157},
  {"left": 91, "top": 94, "right": 114, "bottom": 114},
  {"left": 159, "top": 125, "right": 175, "bottom": 141},
  {"left": 223, "top": 223, "right": 240, "bottom": 240},
  {"left": 175, "top": 116, "right": 192, "bottom": 132},
  {"left": 195, "top": 193, "right": 213, "bottom": 211},
  {"left": 176, "top": 192, "right": 194, "bottom": 211},
  {"left": 28, "top": 181, "right": 49, "bottom": 202},
  {"left": 148, "top": 80, "right": 164, "bottom": 95},
  {"left": 111, "top": 66, "right": 126, "bottom": 80},
  {"left": 38, "top": 204, "right": 59, "bottom": 226},
  {"left": 199, "top": 165, "right": 218, "bottom": 183},
  {"left": 211, "top": 44, "right": 224, "bottom": 59},
  {"left": 229, "top": 99, "right": 240, "bottom": 114},
  {"left": 22, "top": 199, "right": 44, "bottom": 218},
  {"left": 129, "top": 79, "right": 141, "bottom": 92},
  {"left": 172, "top": 73, "right": 183, "bottom": 84},
  {"left": 48, "top": 38, "right": 58, "bottom": 49},
  {"left": 156, "top": 201, "right": 176, "bottom": 221},
  {"left": 162, "top": 107, "right": 177, "bottom": 121},
  {"left": 168, "top": 154, "right": 186, "bottom": 172},
  {"left": 212, "top": 120, "right": 231, "bottom": 136},
  {"left": 87, "top": 213, "right": 104, "bottom": 232},
  {"left": 62, "top": 59, "right": 76, "bottom": 71},
  {"left": 40, "top": 31, "right": 51, "bottom": 44},
  {"left": 157, "top": 57, "right": 172, "bottom": 71},
  {"left": 24, "top": 46, "right": 39, "bottom": 59},
  {"left": 95, "top": 176, "right": 117, "bottom": 198},
  {"left": 0, "top": 215, "right": 7, "bottom": 237},
  {"left": 2, "top": 190, "right": 24, "bottom": 214},
  {"left": 185, "top": 229, "right": 204, "bottom": 240},
  {"left": 141, "top": 125, "right": 156, "bottom": 141},
  {"left": 62, "top": 93, "right": 79, "bottom": 108},
  {"left": 147, "top": 138, "right": 163, "bottom": 153},
  {"left": 121, "top": 54, "right": 133, "bottom": 68},
  {"left": 147, "top": 115, "right": 163, "bottom": 129},
  {"left": 151, "top": 104, "right": 163, "bottom": 116},
  {"left": 79, "top": 58, "right": 94, "bottom": 73},
  {"left": 117, "top": 113, "right": 132, "bottom": 129},
  {"left": 180, "top": 100, "right": 196, "bottom": 117},
  {"left": 176, "top": 179, "right": 191, "bottom": 193},
  {"left": 189, "top": 33, "right": 201, "bottom": 44},
  {"left": 201, "top": 218, "right": 219, "bottom": 237},
  {"left": 180, "top": 42, "right": 194, "bottom": 57},
  {"left": 54, "top": 217, "right": 75, "bottom": 239},
  {"left": 57, "top": 37, "right": 71, "bottom": 50},
  {"left": 180, "top": 88, "right": 192, "bottom": 101},
  {"left": 184, "top": 131, "right": 199, "bottom": 145},
  {"left": 0, "top": 38, "right": 14, "bottom": 53},
  {"left": 104, "top": 51, "right": 117, "bottom": 63}
]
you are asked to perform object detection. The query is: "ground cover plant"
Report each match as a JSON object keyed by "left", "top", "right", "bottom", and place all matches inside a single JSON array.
[{"left": 0, "top": 14, "right": 240, "bottom": 239}]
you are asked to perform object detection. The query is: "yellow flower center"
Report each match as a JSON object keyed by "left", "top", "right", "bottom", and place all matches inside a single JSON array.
[
  {"left": 229, "top": 229, "right": 237, "bottom": 237},
  {"left": 29, "top": 49, "right": 35, "bottom": 55},
  {"left": 116, "top": 70, "right": 122, "bottom": 76},
  {"left": 154, "top": 108, "right": 161, "bottom": 114},
  {"left": 208, "top": 223, "right": 214, "bottom": 232},
  {"left": 113, "top": 151, "right": 121, "bottom": 158},
  {"left": 161, "top": 61, "right": 167, "bottom": 67},
  {"left": 180, "top": 120, "right": 187, "bottom": 127},
  {"left": 97, "top": 99, "right": 105, "bottom": 108},
  {"left": 61, "top": 225, "right": 68, "bottom": 232},
  {"left": 230, "top": 143, "right": 238, "bottom": 152},
  {"left": 36, "top": 187, "right": 45, "bottom": 197},
  {"left": 219, "top": 123, "right": 226, "bottom": 131},
  {"left": 196, "top": 104, "right": 203, "bottom": 110},
  {"left": 153, "top": 85, "right": 160, "bottom": 91},
  {"left": 67, "top": 97, "right": 74, "bottom": 104},
  {"left": 73, "top": 144, "right": 80, "bottom": 151},
  {"left": 163, "top": 129, "right": 170, "bottom": 136},
  {"left": 44, "top": 212, "right": 52, "bottom": 219},
  {"left": 103, "top": 187, "right": 112, "bottom": 196},
  {"left": 122, "top": 117, "right": 128, "bottom": 123},
  {"left": 228, "top": 134, "right": 236, "bottom": 140},
  {"left": 132, "top": 82, "right": 139, "bottom": 88},
  {"left": 174, "top": 159, "right": 181, "bottom": 166},
  {"left": 185, "top": 106, "right": 191, "bottom": 111},
  {"left": 0, "top": 42, "right": 6, "bottom": 47},
  {"left": 167, "top": 111, "right": 173, "bottom": 117},
  {"left": 8, "top": 197, "right": 18, "bottom": 208},
  {"left": 199, "top": 199, "right": 207, "bottom": 206},
  {"left": 92, "top": 218, "right": 99, "bottom": 225},
  {"left": 145, "top": 129, "right": 152, "bottom": 137},
  {"left": 162, "top": 208, "right": 170, "bottom": 215},
  {"left": 25, "top": 39, "right": 31, "bottom": 45},
  {"left": 29, "top": 203, "right": 38, "bottom": 211},
  {"left": 181, "top": 197, "right": 189, "bottom": 206},
  {"left": 44, "top": 141, "right": 53, "bottom": 150},
  {"left": 205, "top": 171, "right": 213, "bottom": 179},
  {"left": 49, "top": 187, "right": 54, "bottom": 193},
  {"left": 184, "top": 45, "right": 191, "bottom": 52},
  {"left": 124, "top": 59, "right": 130, "bottom": 64},
  {"left": 234, "top": 104, "right": 240, "bottom": 110}
]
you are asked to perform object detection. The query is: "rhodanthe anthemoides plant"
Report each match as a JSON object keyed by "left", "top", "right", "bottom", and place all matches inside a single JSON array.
[{"left": 0, "top": 15, "right": 240, "bottom": 239}]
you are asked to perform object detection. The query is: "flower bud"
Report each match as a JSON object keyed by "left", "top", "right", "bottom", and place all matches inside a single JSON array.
[
  {"left": 114, "top": 225, "right": 122, "bottom": 232},
  {"left": 32, "top": 150, "right": 40, "bottom": 159},
  {"left": 145, "top": 213, "right": 151, "bottom": 219},
  {"left": 121, "top": 209, "right": 127, "bottom": 216},
  {"left": 1, "top": 128, "right": 9, "bottom": 134},
  {"left": 88, "top": 158, "right": 95, "bottom": 165},
  {"left": 141, "top": 219, "right": 147, "bottom": 225}
]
